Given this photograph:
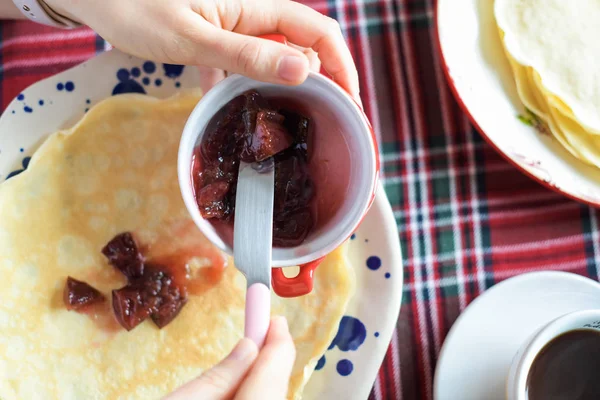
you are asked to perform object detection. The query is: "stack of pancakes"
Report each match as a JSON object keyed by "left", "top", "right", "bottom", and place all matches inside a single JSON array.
[{"left": 495, "top": 0, "right": 600, "bottom": 167}]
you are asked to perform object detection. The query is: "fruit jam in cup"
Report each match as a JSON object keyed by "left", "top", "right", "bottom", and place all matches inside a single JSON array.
[
  {"left": 178, "top": 70, "right": 378, "bottom": 298},
  {"left": 192, "top": 90, "right": 319, "bottom": 249}
]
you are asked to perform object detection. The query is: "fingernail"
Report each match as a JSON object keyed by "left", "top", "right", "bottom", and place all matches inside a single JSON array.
[
  {"left": 277, "top": 56, "right": 308, "bottom": 82},
  {"left": 228, "top": 338, "right": 258, "bottom": 361}
]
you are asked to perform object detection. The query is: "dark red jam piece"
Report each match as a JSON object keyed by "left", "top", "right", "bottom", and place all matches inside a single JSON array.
[
  {"left": 111, "top": 264, "right": 188, "bottom": 331},
  {"left": 197, "top": 181, "right": 231, "bottom": 219},
  {"left": 273, "top": 206, "right": 313, "bottom": 247},
  {"left": 280, "top": 109, "right": 310, "bottom": 159},
  {"left": 101, "top": 232, "right": 144, "bottom": 278},
  {"left": 242, "top": 110, "right": 293, "bottom": 162},
  {"left": 151, "top": 294, "right": 187, "bottom": 329},
  {"left": 112, "top": 285, "right": 151, "bottom": 331},
  {"left": 63, "top": 277, "right": 106, "bottom": 311},
  {"left": 194, "top": 90, "right": 315, "bottom": 247}
]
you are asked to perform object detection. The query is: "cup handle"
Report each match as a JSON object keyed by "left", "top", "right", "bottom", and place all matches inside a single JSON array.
[
  {"left": 271, "top": 257, "right": 325, "bottom": 298},
  {"left": 259, "top": 32, "right": 362, "bottom": 298}
]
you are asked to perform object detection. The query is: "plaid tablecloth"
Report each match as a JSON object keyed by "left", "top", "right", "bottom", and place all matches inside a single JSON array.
[{"left": 2, "top": 1, "right": 600, "bottom": 399}]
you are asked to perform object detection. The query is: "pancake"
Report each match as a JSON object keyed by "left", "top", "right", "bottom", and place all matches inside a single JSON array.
[
  {"left": 0, "top": 91, "right": 355, "bottom": 399},
  {"left": 502, "top": 47, "right": 590, "bottom": 163},
  {"left": 495, "top": 0, "right": 600, "bottom": 168},
  {"left": 495, "top": 0, "right": 600, "bottom": 133}
]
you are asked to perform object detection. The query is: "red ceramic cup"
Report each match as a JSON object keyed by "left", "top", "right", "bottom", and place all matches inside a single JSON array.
[{"left": 178, "top": 35, "right": 379, "bottom": 297}]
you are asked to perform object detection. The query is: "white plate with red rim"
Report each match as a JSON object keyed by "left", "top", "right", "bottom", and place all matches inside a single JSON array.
[
  {"left": 0, "top": 49, "right": 402, "bottom": 400},
  {"left": 436, "top": 0, "right": 600, "bottom": 206}
]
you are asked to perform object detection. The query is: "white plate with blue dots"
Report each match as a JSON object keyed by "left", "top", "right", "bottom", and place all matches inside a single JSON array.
[{"left": 0, "top": 49, "right": 403, "bottom": 400}]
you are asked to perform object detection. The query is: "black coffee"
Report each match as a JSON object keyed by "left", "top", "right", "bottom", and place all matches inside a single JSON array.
[{"left": 526, "top": 329, "right": 600, "bottom": 400}]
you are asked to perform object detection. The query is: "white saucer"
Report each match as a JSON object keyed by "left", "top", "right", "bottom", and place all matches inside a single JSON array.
[{"left": 434, "top": 271, "right": 600, "bottom": 400}]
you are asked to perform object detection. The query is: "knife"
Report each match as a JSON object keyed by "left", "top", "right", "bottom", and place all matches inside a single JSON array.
[{"left": 233, "top": 159, "right": 274, "bottom": 349}]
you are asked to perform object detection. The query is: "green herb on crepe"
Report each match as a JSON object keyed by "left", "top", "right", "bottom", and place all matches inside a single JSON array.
[
  {"left": 518, "top": 114, "right": 535, "bottom": 126},
  {"left": 517, "top": 108, "right": 536, "bottom": 126},
  {"left": 517, "top": 109, "right": 550, "bottom": 136}
]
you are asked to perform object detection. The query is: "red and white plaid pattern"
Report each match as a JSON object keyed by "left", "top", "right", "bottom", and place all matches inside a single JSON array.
[{"left": 2, "top": 2, "right": 600, "bottom": 399}]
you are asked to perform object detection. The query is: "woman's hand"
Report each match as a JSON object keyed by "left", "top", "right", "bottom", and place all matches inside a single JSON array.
[
  {"left": 164, "top": 316, "right": 296, "bottom": 400},
  {"left": 44, "top": 0, "right": 360, "bottom": 99}
]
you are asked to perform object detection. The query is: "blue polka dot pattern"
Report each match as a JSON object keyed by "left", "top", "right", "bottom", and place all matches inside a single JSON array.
[
  {"left": 143, "top": 61, "right": 156, "bottom": 74},
  {"left": 117, "top": 69, "right": 130, "bottom": 82},
  {"left": 6, "top": 157, "right": 31, "bottom": 180},
  {"left": 315, "top": 355, "right": 326, "bottom": 371},
  {"left": 163, "top": 64, "right": 185, "bottom": 78},
  {"left": 112, "top": 68, "right": 145, "bottom": 96},
  {"left": 328, "top": 316, "right": 367, "bottom": 351},
  {"left": 366, "top": 256, "right": 381, "bottom": 270},
  {"left": 336, "top": 359, "right": 353, "bottom": 376}
]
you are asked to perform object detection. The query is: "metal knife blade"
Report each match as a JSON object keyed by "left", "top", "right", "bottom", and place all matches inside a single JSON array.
[{"left": 233, "top": 159, "right": 274, "bottom": 288}]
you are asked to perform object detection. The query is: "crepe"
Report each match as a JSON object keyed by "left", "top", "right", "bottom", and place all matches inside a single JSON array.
[
  {"left": 495, "top": 0, "right": 600, "bottom": 168},
  {"left": 0, "top": 91, "right": 354, "bottom": 399}
]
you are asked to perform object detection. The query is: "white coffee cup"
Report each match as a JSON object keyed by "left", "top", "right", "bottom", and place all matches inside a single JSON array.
[{"left": 505, "top": 309, "right": 600, "bottom": 399}]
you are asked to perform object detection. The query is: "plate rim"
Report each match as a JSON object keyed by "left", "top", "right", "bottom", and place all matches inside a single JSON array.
[
  {"left": 349, "top": 184, "right": 403, "bottom": 399},
  {"left": 434, "top": 0, "right": 600, "bottom": 208}
]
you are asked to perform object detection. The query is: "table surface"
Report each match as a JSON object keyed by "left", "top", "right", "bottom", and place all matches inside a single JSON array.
[{"left": 2, "top": 2, "right": 599, "bottom": 399}]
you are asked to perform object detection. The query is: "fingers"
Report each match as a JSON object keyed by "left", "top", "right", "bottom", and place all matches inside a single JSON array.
[
  {"left": 274, "top": 1, "right": 359, "bottom": 99},
  {"left": 187, "top": 13, "right": 310, "bottom": 85},
  {"left": 164, "top": 338, "right": 258, "bottom": 400},
  {"left": 234, "top": 317, "right": 296, "bottom": 400},
  {"left": 222, "top": 45, "right": 318, "bottom": 79},
  {"left": 196, "top": 65, "right": 226, "bottom": 93},
  {"left": 230, "top": 0, "right": 359, "bottom": 99},
  {"left": 186, "top": 1, "right": 358, "bottom": 96},
  {"left": 289, "top": 44, "right": 321, "bottom": 72}
]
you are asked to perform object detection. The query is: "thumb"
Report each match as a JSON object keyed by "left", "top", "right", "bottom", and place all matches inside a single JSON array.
[
  {"left": 164, "top": 338, "right": 259, "bottom": 400},
  {"left": 234, "top": 317, "right": 296, "bottom": 400},
  {"left": 200, "top": 26, "right": 310, "bottom": 85}
]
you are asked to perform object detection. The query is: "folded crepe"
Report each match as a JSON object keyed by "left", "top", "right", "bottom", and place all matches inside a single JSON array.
[
  {"left": 495, "top": 0, "right": 600, "bottom": 167},
  {"left": 0, "top": 90, "right": 354, "bottom": 399}
]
